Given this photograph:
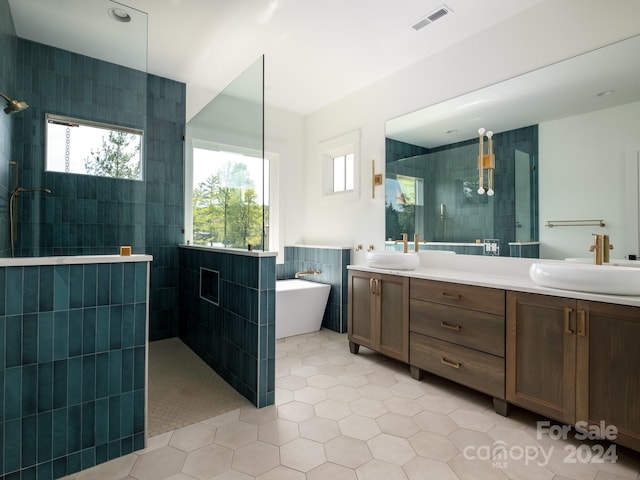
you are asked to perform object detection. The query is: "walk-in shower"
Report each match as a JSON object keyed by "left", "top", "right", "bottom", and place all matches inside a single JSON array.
[{"left": 0, "top": 92, "right": 29, "bottom": 114}]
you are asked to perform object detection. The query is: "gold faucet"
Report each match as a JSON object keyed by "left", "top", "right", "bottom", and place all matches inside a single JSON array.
[
  {"left": 395, "top": 233, "right": 408, "bottom": 253},
  {"left": 589, "top": 234, "right": 604, "bottom": 265},
  {"left": 414, "top": 233, "right": 420, "bottom": 253},
  {"left": 603, "top": 235, "right": 613, "bottom": 263}
]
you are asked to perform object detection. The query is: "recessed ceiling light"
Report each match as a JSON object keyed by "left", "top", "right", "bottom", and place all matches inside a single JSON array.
[
  {"left": 596, "top": 90, "right": 614, "bottom": 97},
  {"left": 108, "top": 7, "right": 131, "bottom": 23}
]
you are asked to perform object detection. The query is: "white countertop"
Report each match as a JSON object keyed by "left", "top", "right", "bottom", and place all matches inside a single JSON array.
[
  {"left": 0, "top": 254, "right": 153, "bottom": 267},
  {"left": 348, "top": 252, "right": 640, "bottom": 308}
]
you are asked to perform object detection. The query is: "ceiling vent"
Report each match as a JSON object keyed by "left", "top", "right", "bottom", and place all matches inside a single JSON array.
[{"left": 411, "top": 5, "right": 452, "bottom": 31}]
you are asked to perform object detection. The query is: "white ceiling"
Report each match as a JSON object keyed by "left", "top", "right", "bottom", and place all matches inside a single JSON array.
[{"left": 8, "top": 0, "right": 546, "bottom": 116}]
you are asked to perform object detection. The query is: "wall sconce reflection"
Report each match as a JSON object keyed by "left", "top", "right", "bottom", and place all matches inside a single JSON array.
[{"left": 477, "top": 127, "right": 495, "bottom": 196}]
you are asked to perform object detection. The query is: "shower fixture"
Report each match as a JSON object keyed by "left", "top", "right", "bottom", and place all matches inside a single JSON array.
[
  {"left": 1, "top": 92, "right": 29, "bottom": 114},
  {"left": 9, "top": 186, "right": 53, "bottom": 257}
]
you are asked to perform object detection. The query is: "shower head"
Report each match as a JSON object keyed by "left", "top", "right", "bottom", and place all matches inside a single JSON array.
[{"left": 1, "top": 92, "right": 29, "bottom": 114}]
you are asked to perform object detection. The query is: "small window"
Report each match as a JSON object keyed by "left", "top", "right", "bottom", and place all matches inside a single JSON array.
[
  {"left": 320, "top": 130, "right": 360, "bottom": 200},
  {"left": 45, "top": 113, "right": 143, "bottom": 180},
  {"left": 333, "top": 154, "right": 354, "bottom": 193}
]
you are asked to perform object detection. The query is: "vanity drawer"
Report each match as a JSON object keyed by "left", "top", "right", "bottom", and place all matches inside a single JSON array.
[
  {"left": 410, "top": 299, "right": 504, "bottom": 357},
  {"left": 410, "top": 279, "right": 505, "bottom": 315},
  {"left": 410, "top": 332, "right": 505, "bottom": 399}
]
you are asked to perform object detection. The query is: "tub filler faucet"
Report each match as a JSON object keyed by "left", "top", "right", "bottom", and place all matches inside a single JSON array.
[{"left": 295, "top": 270, "right": 321, "bottom": 279}]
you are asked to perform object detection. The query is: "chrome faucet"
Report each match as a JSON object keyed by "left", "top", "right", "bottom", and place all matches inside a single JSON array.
[{"left": 395, "top": 233, "right": 408, "bottom": 253}]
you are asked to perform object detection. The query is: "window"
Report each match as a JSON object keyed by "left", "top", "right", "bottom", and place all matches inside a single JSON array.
[
  {"left": 320, "top": 130, "right": 360, "bottom": 200},
  {"left": 45, "top": 113, "right": 143, "bottom": 180},
  {"left": 189, "top": 144, "right": 270, "bottom": 250},
  {"left": 333, "top": 154, "right": 355, "bottom": 193}
]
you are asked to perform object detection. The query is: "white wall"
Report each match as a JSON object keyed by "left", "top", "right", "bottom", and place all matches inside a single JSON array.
[
  {"left": 299, "top": 0, "right": 640, "bottom": 265},
  {"left": 539, "top": 101, "right": 640, "bottom": 259}
]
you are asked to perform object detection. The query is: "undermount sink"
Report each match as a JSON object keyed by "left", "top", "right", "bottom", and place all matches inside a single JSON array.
[
  {"left": 529, "top": 262, "right": 640, "bottom": 295},
  {"left": 366, "top": 251, "right": 420, "bottom": 270}
]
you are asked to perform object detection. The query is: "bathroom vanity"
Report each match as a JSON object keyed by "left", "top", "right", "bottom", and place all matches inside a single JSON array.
[{"left": 347, "top": 253, "right": 640, "bottom": 452}]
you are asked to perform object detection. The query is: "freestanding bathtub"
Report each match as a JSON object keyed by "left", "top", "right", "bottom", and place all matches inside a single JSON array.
[{"left": 276, "top": 279, "right": 331, "bottom": 339}]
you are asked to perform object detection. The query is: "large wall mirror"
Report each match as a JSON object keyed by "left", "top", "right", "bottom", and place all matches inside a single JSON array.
[{"left": 385, "top": 34, "right": 640, "bottom": 260}]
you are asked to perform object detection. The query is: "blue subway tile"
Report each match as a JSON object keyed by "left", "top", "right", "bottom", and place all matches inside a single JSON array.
[
  {"left": 67, "top": 357, "right": 82, "bottom": 406},
  {"left": 110, "top": 305, "right": 123, "bottom": 350},
  {"left": 67, "top": 404, "right": 82, "bottom": 454},
  {"left": 53, "top": 360, "right": 68, "bottom": 409},
  {"left": 21, "top": 314, "right": 37, "bottom": 366},
  {"left": 83, "top": 264, "right": 97, "bottom": 307},
  {"left": 82, "top": 355, "right": 96, "bottom": 403},
  {"left": 96, "top": 306, "right": 110, "bottom": 353},
  {"left": 23, "top": 268, "right": 39, "bottom": 314},
  {"left": 5, "top": 315, "right": 22, "bottom": 368},
  {"left": 4, "top": 418, "right": 21, "bottom": 473},
  {"left": 6, "top": 267, "right": 23, "bottom": 315},
  {"left": 37, "top": 411, "right": 53, "bottom": 463},
  {"left": 38, "top": 312, "right": 54, "bottom": 363},
  {"left": 83, "top": 308, "right": 97, "bottom": 355},
  {"left": 108, "top": 395, "right": 121, "bottom": 442},
  {"left": 37, "top": 362, "right": 53, "bottom": 413},
  {"left": 54, "top": 265, "right": 70, "bottom": 311},
  {"left": 108, "top": 350, "right": 122, "bottom": 396},
  {"left": 68, "top": 309, "right": 83, "bottom": 357},
  {"left": 21, "top": 414, "right": 37, "bottom": 468},
  {"left": 95, "top": 353, "right": 109, "bottom": 399},
  {"left": 82, "top": 401, "right": 95, "bottom": 449}
]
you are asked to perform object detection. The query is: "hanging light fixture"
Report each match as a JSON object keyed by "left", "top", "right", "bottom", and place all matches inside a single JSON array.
[{"left": 477, "top": 127, "right": 495, "bottom": 196}]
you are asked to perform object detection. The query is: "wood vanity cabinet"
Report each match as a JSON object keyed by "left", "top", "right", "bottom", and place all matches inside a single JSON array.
[
  {"left": 409, "top": 279, "right": 507, "bottom": 413},
  {"left": 506, "top": 291, "right": 640, "bottom": 451},
  {"left": 347, "top": 270, "right": 409, "bottom": 362}
]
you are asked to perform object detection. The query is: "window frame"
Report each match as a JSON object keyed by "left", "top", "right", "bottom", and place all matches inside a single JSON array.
[
  {"left": 45, "top": 113, "right": 144, "bottom": 180},
  {"left": 184, "top": 138, "right": 279, "bottom": 252},
  {"left": 320, "top": 130, "right": 360, "bottom": 201}
]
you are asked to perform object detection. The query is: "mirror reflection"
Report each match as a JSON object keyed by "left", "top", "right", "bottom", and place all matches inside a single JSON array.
[{"left": 385, "top": 34, "right": 640, "bottom": 259}]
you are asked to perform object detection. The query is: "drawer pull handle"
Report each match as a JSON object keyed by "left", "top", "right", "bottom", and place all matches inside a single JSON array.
[
  {"left": 564, "top": 307, "right": 574, "bottom": 334},
  {"left": 440, "top": 321, "right": 461, "bottom": 331},
  {"left": 441, "top": 292, "right": 461, "bottom": 301},
  {"left": 577, "top": 310, "right": 587, "bottom": 337},
  {"left": 440, "top": 357, "right": 461, "bottom": 369}
]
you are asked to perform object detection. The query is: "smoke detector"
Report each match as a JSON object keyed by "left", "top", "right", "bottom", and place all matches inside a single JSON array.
[{"left": 411, "top": 5, "right": 453, "bottom": 31}]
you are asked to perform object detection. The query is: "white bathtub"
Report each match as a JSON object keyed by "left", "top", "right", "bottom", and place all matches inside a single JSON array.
[{"left": 276, "top": 279, "right": 331, "bottom": 339}]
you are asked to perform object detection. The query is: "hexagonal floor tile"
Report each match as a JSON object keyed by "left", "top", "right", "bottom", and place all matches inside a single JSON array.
[
  {"left": 294, "top": 386, "right": 329, "bottom": 405},
  {"left": 280, "top": 438, "right": 327, "bottom": 472},
  {"left": 277, "top": 401, "right": 316, "bottom": 422},
  {"left": 169, "top": 423, "right": 216, "bottom": 452},
  {"left": 375, "top": 413, "right": 419, "bottom": 438},
  {"left": 338, "top": 415, "right": 381, "bottom": 441},
  {"left": 214, "top": 421, "right": 258, "bottom": 449},
  {"left": 129, "top": 446, "right": 186, "bottom": 480},
  {"left": 315, "top": 399, "right": 352, "bottom": 420},
  {"left": 307, "top": 462, "right": 357, "bottom": 480},
  {"left": 258, "top": 418, "right": 300, "bottom": 446},
  {"left": 231, "top": 441, "right": 280, "bottom": 476},
  {"left": 409, "top": 431, "right": 459, "bottom": 462},
  {"left": 324, "top": 435, "right": 372, "bottom": 469},
  {"left": 181, "top": 444, "right": 233, "bottom": 479},
  {"left": 349, "top": 398, "right": 388, "bottom": 419},
  {"left": 367, "top": 433, "right": 416, "bottom": 465},
  {"left": 299, "top": 416, "right": 341, "bottom": 442}
]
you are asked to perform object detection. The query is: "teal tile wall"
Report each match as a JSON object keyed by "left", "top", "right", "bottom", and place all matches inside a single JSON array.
[
  {"left": 277, "top": 246, "right": 350, "bottom": 333},
  {"left": 0, "top": 261, "right": 149, "bottom": 480},
  {"left": 5, "top": 38, "right": 185, "bottom": 342},
  {"left": 178, "top": 247, "right": 275, "bottom": 407}
]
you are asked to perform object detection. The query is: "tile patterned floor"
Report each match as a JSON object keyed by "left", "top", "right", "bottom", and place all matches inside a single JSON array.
[
  {"left": 147, "top": 338, "right": 252, "bottom": 436},
  {"left": 65, "top": 330, "right": 640, "bottom": 480}
]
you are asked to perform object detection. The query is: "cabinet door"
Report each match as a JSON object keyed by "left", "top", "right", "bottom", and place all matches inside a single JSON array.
[
  {"left": 576, "top": 301, "right": 640, "bottom": 451},
  {"left": 348, "top": 271, "right": 377, "bottom": 350},
  {"left": 506, "top": 291, "right": 576, "bottom": 424},
  {"left": 378, "top": 274, "right": 409, "bottom": 362}
]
